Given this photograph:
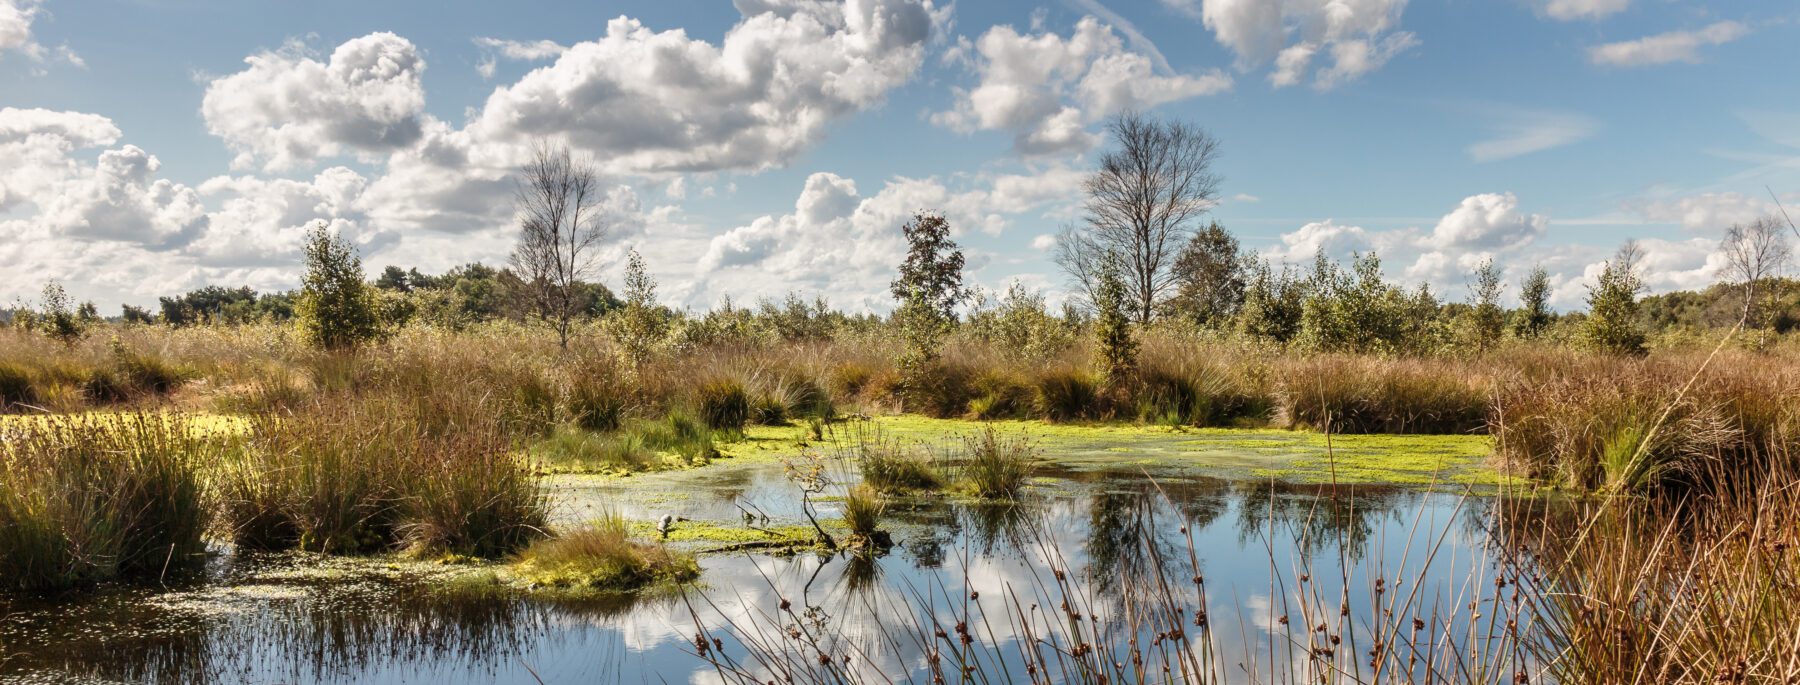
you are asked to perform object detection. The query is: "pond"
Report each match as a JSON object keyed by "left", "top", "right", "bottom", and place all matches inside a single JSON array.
[{"left": 0, "top": 422, "right": 1517, "bottom": 684}]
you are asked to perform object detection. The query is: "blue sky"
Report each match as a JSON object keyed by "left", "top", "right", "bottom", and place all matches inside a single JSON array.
[{"left": 2, "top": 0, "right": 1797, "bottom": 312}]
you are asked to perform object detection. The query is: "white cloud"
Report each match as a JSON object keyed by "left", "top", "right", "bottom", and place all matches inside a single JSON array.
[
  {"left": 1467, "top": 108, "right": 1598, "bottom": 162},
  {"left": 1627, "top": 191, "right": 1782, "bottom": 232},
  {"left": 1198, "top": 0, "right": 1417, "bottom": 90},
  {"left": 1230, "top": 193, "right": 1260, "bottom": 203},
  {"left": 201, "top": 32, "right": 428, "bottom": 171},
  {"left": 1031, "top": 233, "right": 1057, "bottom": 250},
  {"left": 472, "top": 37, "right": 567, "bottom": 79},
  {"left": 0, "top": 108, "right": 394, "bottom": 307},
  {"left": 1425, "top": 192, "right": 1548, "bottom": 250},
  {"left": 0, "top": 0, "right": 43, "bottom": 60},
  {"left": 465, "top": 1, "right": 942, "bottom": 175},
  {"left": 933, "top": 16, "right": 1231, "bottom": 154},
  {"left": 1541, "top": 0, "right": 1628, "bottom": 22},
  {"left": 697, "top": 165, "right": 1083, "bottom": 310},
  {"left": 1589, "top": 21, "right": 1748, "bottom": 68}
]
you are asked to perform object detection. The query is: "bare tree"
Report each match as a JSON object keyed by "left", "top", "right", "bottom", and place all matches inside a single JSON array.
[
  {"left": 1718, "top": 216, "right": 1793, "bottom": 327},
  {"left": 1056, "top": 111, "right": 1222, "bottom": 323},
  {"left": 510, "top": 142, "right": 604, "bottom": 349}
]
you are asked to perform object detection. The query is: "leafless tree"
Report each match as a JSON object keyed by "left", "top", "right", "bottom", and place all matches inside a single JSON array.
[
  {"left": 1055, "top": 111, "right": 1221, "bottom": 323},
  {"left": 1718, "top": 215, "right": 1793, "bottom": 327},
  {"left": 511, "top": 141, "right": 604, "bottom": 349}
]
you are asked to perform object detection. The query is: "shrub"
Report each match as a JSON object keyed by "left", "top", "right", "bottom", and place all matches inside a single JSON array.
[
  {"left": 966, "top": 369, "right": 1033, "bottom": 420},
  {"left": 401, "top": 424, "right": 547, "bottom": 558},
  {"left": 750, "top": 393, "right": 789, "bottom": 425},
  {"left": 1034, "top": 368, "right": 1100, "bottom": 422},
  {"left": 295, "top": 224, "right": 382, "bottom": 351},
  {"left": 0, "top": 414, "right": 212, "bottom": 592},
  {"left": 223, "top": 398, "right": 549, "bottom": 556},
  {"left": 696, "top": 378, "right": 751, "bottom": 432},
  {"left": 511, "top": 513, "right": 698, "bottom": 591},
  {"left": 901, "top": 359, "right": 973, "bottom": 418},
  {"left": 957, "top": 427, "right": 1036, "bottom": 500},
  {"left": 828, "top": 362, "right": 877, "bottom": 400}
]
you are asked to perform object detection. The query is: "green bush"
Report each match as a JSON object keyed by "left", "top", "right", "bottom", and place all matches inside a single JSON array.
[{"left": 512, "top": 513, "right": 698, "bottom": 591}]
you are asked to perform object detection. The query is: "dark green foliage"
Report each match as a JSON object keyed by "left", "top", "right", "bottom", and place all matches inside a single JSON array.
[
  {"left": 890, "top": 212, "right": 966, "bottom": 322},
  {"left": 1514, "top": 266, "right": 1553, "bottom": 339},
  {"left": 1583, "top": 243, "right": 1647, "bottom": 356},
  {"left": 1093, "top": 254, "right": 1137, "bottom": 387},
  {"left": 158, "top": 285, "right": 289, "bottom": 326},
  {"left": 1237, "top": 260, "right": 1305, "bottom": 343},
  {"left": 697, "top": 378, "right": 751, "bottom": 431},
  {"left": 120, "top": 304, "right": 155, "bottom": 324},
  {"left": 1169, "top": 221, "right": 1246, "bottom": 326},
  {"left": 295, "top": 224, "right": 381, "bottom": 350},
  {"left": 900, "top": 359, "right": 975, "bottom": 419}
]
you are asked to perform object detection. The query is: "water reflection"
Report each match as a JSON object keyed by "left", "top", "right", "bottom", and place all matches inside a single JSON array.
[{"left": 1, "top": 467, "right": 1510, "bottom": 684}]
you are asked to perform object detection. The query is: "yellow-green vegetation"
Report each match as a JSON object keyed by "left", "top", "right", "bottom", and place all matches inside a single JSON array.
[
  {"left": 625, "top": 519, "right": 838, "bottom": 548},
  {"left": 0, "top": 411, "right": 248, "bottom": 436},
  {"left": 868, "top": 415, "right": 1502, "bottom": 486},
  {"left": 510, "top": 514, "right": 698, "bottom": 593}
]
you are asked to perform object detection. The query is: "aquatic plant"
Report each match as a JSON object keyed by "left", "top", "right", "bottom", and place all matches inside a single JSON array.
[
  {"left": 839, "top": 484, "right": 886, "bottom": 546},
  {"left": 956, "top": 426, "right": 1036, "bottom": 499},
  {"left": 838, "top": 422, "right": 941, "bottom": 493},
  {"left": 512, "top": 513, "right": 698, "bottom": 592}
]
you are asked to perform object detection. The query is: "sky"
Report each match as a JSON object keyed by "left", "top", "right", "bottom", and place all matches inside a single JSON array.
[{"left": 2, "top": 0, "right": 1797, "bottom": 314}]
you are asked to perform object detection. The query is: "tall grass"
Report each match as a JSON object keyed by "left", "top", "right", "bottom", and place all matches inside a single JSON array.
[
  {"left": 220, "top": 395, "right": 547, "bottom": 557},
  {"left": 955, "top": 426, "right": 1036, "bottom": 499},
  {"left": 834, "top": 422, "right": 942, "bottom": 493},
  {"left": 0, "top": 414, "right": 213, "bottom": 592}
]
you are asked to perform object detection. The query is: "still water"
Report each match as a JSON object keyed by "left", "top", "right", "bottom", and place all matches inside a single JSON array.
[{"left": 0, "top": 444, "right": 1506, "bottom": 684}]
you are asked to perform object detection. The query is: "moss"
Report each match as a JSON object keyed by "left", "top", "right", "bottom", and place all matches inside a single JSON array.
[{"left": 626, "top": 519, "right": 838, "bottom": 546}]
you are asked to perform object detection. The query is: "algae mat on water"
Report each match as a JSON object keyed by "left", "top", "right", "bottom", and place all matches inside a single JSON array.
[{"left": 860, "top": 416, "right": 1505, "bottom": 487}]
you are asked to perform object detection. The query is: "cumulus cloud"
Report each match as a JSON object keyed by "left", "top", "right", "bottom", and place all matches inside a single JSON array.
[
  {"left": 1197, "top": 0, "right": 1417, "bottom": 90},
  {"left": 933, "top": 16, "right": 1231, "bottom": 154},
  {"left": 1467, "top": 108, "right": 1597, "bottom": 162},
  {"left": 201, "top": 32, "right": 428, "bottom": 171},
  {"left": 472, "top": 37, "right": 567, "bottom": 78},
  {"left": 1589, "top": 21, "right": 1748, "bottom": 68},
  {"left": 465, "top": 0, "right": 942, "bottom": 174},
  {"left": 1540, "top": 0, "right": 1628, "bottom": 22},
  {"left": 697, "top": 165, "right": 1083, "bottom": 310},
  {"left": 0, "top": 0, "right": 43, "bottom": 60},
  {"left": 1626, "top": 191, "right": 1785, "bottom": 232},
  {"left": 1426, "top": 192, "right": 1548, "bottom": 250},
  {"left": 0, "top": 107, "right": 398, "bottom": 307}
]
